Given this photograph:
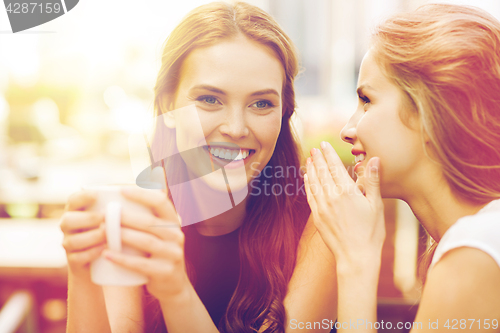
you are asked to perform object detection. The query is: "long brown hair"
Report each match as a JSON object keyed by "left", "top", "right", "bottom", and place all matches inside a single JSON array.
[
  {"left": 146, "top": 2, "right": 309, "bottom": 331},
  {"left": 370, "top": 4, "right": 500, "bottom": 282}
]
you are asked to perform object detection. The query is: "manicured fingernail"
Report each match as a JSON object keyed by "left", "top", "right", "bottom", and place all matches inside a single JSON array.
[
  {"left": 320, "top": 141, "right": 327, "bottom": 150},
  {"left": 304, "top": 173, "right": 308, "bottom": 182},
  {"left": 310, "top": 148, "right": 317, "bottom": 156},
  {"left": 306, "top": 157, "right": 311, "bottom": 165}
]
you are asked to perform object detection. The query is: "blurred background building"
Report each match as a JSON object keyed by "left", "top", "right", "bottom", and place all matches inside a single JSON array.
[{"left": 0, "top": 0, "right": 499, "bottom": 332}]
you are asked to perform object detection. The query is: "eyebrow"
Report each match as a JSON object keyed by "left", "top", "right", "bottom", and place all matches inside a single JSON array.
[
  {"left": 250, "top": 89, "right": 280, "bottom": 97},
  {"left": 356, "top": 84, "right": 375, "bottom": 96},
  {"left": 190, "top": 85, "right": 280, "bottom": 97}
]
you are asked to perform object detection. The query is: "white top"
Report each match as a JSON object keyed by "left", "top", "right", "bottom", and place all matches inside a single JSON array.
[{"left": 429, "top": 198, "right": 500, "bottom": 274}]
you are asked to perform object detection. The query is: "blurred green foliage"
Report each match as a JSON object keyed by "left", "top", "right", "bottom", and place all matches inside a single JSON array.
[
  {"left": 5, "top": 83, "right": 81, "bottom": 143},
  {"left": 302, "top": 131, "right": 354, "bottom": 167}
]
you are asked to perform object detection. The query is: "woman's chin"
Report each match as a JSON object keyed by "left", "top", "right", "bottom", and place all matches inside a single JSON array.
[{"left": 200, "top": 174, "right": 249, "bottom": 194}]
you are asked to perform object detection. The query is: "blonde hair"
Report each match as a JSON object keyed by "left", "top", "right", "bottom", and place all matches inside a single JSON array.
[
  {"left": 371, "top": 4, "right": 500, "bottom": 205},
  {"left": 371, "top": 4, "right": 500, "bottom": 284}
]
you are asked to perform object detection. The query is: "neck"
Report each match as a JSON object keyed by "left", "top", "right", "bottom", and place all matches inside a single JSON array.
[
  {"left": 404, "top": 180, "right": 486, "bottom": 241},
  {"left": 195, "top": 197, "right": 247, "bottom": 236}
]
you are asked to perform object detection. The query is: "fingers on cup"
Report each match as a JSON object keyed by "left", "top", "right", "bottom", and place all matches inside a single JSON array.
[
  {"left": 102, "top": 216, "right": 184, "bottom": 278},
  {"left": 121, "top": 188, "right": 177, "bottom": 222},
  {"left": 120, "top": 228, "right": 184, "bottom": 257},
  {"left": 62, "top": 224, "right": 106, "bottom": 253},
  {"left": 65, "top": 190, "right": 98, "bottom": 211},
  {"left": 60, "top": 211, "right": 104, "bottom": 234},
  {"left": 120, "top": 208, "right": 181, "bottom": 241},
  {"left": 67, "top": 244, "right": 106, "bottom": 267},
  {"left": 103, "top": 251, "right": 164, "bottom": 277}
]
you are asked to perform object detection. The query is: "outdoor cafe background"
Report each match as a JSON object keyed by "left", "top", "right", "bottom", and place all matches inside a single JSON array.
[{"left": 0, "top": 0, "right": 499, "bottom": 332}]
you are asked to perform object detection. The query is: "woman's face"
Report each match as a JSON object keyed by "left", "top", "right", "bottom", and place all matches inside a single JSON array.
[
  {"left": 165, "top": 35, "right": 284, "bottom": 192},
  {"left": 341, "top": 51, "right": 429, "bottom": 198}
]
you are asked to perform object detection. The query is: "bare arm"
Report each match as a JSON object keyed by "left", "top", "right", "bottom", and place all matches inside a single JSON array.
[
  {"left": 284, "top": 215, "right": 338, "bottom": 333},
  {"left": 66, "top": 272, "right": 111, "bottom": 333},
  {"left": 411, "top": 247, "right": 500, "bottom": 333},
  {"left": 102, "top": 286, "right": 145, "bottom": 333},
  {"left": 62, "top": 191, "right": 111, "bottom": 333},
  {"left": 157, "top": 285, "right": 219, "bottom": 333}
]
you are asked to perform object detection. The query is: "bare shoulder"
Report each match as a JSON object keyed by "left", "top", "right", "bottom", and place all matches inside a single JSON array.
[{"left": 415, "top": 247, "right": 500, "bottom": 328}]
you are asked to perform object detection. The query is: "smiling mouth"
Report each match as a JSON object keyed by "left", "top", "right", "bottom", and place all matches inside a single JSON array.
[{"left": 203, "top": 146, "right": 255, "bottom": 161}]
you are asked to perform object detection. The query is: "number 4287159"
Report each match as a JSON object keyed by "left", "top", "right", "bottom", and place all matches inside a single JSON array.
[
  {"left": 444, "top": 319, "right": 498, "bottom": 330},
  {"left": 6, "top": 3, "right": 62, "bottom": 14}
]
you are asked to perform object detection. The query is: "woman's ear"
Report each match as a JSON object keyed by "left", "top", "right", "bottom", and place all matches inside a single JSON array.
[
  {"left": 163, "top": 111, "right": 176, "bottom": 129},
  {"left": 159, "top": 94, "right": 176, "bottom": 129}
]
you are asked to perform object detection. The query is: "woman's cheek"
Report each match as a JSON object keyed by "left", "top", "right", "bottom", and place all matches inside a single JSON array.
[
  {"left": 175, "top": 109, "right": 219, "bottom": 149},
  {"left": 196, "top": 111, "right": 220, "bottom": 141},
  {"left": 254, "top": 111, "right": 282, "bottom": 145}
]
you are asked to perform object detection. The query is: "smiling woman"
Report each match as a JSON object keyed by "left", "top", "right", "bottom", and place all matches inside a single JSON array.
[
  {"left": 60, "top": 1, "right": 337, "bottom": 333},
  {"left": 305, "top": 3, "right": 500, "bottom": 333},
  {"left": 160, "top": 35, "right": 284, "bottom": 193}
]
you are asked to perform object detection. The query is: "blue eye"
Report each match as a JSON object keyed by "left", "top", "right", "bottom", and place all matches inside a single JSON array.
[
  {"left": 196, "top": 95, "right": 220, "bottom": 105},
  {"left": 252, "top": 100, "right": 274, "bottom": 109}
]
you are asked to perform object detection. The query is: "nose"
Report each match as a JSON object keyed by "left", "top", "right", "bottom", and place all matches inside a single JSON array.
[
  {"left": 219, "top": 107, "right": 249, "bottom": 140},
  {"left": 340, "top": 114, "right": 358, "bottom": 144}
]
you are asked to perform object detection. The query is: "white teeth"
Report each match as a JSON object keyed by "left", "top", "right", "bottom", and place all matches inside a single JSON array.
[
  {"left": 234, "top": 151, "right": 243, "bottom": 161},
  {"left": 208, "top": 147, "right": 251, "bottom": 161},
  {"left": 355, "top": 154, "right": 366, "bottom": 163}
]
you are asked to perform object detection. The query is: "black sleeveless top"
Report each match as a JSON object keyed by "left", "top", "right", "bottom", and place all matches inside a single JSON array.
[
  {"left": 184, "top": 225, "right": 241, "bottom": 327},
  {"left": 144, "top": 215, "right": 336, "bottom": 332},
  {"left": 144, "top": 225, "right": 241, "bottom": 332}
]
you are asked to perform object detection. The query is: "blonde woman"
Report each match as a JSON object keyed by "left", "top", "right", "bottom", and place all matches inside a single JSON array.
[{"left": 305, "top": 4, "right": 500, "bottom": 332}]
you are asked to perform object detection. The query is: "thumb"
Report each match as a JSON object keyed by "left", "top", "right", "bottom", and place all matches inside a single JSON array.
[{"left": 365, "top": 157, "right": 382, "bottom": 204}]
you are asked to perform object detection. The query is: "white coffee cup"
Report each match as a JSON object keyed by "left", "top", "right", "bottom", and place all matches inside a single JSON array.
[{"left": 84, "top": 183, "right": 161, "bottom": 286}]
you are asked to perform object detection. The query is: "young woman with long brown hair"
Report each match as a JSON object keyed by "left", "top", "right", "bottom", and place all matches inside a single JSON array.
[
  {"left": 305, "top": 4, "right": 500, "bottom": 332},
  {"left": 61, "top": 2, "right": 337, "bottom": 332}
]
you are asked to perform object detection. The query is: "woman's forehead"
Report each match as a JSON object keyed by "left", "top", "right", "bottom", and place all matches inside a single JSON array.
[{"left": 177, "top": 37, "right": 284, "bottom": 94}]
